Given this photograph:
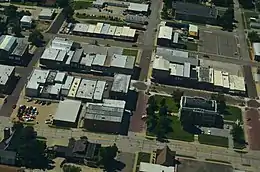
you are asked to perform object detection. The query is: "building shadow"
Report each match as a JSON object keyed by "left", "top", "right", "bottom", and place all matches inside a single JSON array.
[
  {"left": 5, "top": 76, "right": 20, "bottom": 95},
  {"left": 183, "top": 124, "right": 202, "bottom": 135},
  {"left": 106, "top": 159, "right": 126, "bottom": 172},
  {"left": 120, "top": 112, "right": 131, "bottom": 136}
]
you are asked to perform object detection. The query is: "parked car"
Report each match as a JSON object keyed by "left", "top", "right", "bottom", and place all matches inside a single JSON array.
[{"left": 45, "top": 119, "right": 52, "bottom": 124}]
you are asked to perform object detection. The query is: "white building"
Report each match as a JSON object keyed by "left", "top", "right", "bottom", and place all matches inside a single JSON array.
[
  {"left": 20, "top": 15, "right": 33, "bottom": 28},
  {"left": 253, "top": 42, "right": 260, "bottom": 61},
  {"left": 53, "top": 99, "right": 82, "bottom": 127},
  {"left": 157, "top": 26, "right": 173, "bottom": 46},
  {"left": 25, "top": 69, "right": 50, "bottom": 97},
  {"left": 127, "top": 3, "right": 149, "bottom": 15},
  {"left": 39, "top": 8, "right": 55, "bottom": 20},
  {"left": 139, "top": 162, "right": 175, "bottom": 172}
]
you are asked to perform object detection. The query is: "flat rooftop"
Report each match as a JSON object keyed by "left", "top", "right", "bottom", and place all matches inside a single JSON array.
[
  {"left": 53, "top": 99, "right": 82, "bottom": 123},
  {"left": 84, "top": 99, "right": 126, "bottom": 122}
]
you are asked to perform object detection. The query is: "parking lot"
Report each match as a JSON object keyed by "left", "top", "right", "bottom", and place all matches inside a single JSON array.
[
  {"left": 76, "top": 6, "right": 124, "bottom": 19},
  {"left": 199, "top": 29, "right": 239, "bottom": 58},
  {"left": 10, "top": 95, "right": 58, "bottom": 127},
  {"left": 201, "top": 125, "right": 231, "bottom": 138}
]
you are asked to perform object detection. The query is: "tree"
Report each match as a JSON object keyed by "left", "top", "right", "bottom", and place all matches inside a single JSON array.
[
  {"left": 56, "top": 0, "right": 70, "bottom": 8},
  {"left": 248, "top": 31, "right": 260, "bottom": 43},
  {"left": 28, "top": 30, "right": 44, "bottom": 46},
  {"left": 238, "top": 0, "right": 254, "bottom": 9},
  {"left": 99, "top": 144, "right": 118, "bottom": 170},
  {"left": 63, "top": 165, "right": 81, "bottom": 172},
  {"left": 172, "top": 89, "right": 184, "bottom": 103},
  {"left": 212, "top": 0, "right": 233, "bottom": 7},
  {"left": 230, "top": 124, "right": 245, "bottom": 143},
  {"left": 211, "top": 93, "right": 226, "bottom": 113},
  {"left": 218, "top": 7, "right": 235, "bottom": 31},
  {"left": 9, "top": 123, "right": 49, "bottom": 168},
  {"left": 64, "top": 6, "right": 75, "bottom": 23},
  {"left": 154, "top": 115, "right": 171, "bottom": 141},
  {"left": 4, "top": 5, "right": 18, "bottom": 19},
  {"left": 147, "top": 96, "right": 158, "bottom": 112},
  {"left": 12, "top": 25, "right": 21, "bottom": 36}
]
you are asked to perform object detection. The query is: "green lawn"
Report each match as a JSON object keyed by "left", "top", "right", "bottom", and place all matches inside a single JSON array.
[
  {"left": 166, "top": 116, "right": 194, "bottom": 142},
  {"left": 186, "top": 41, "right": 198, "bottom": 51},
  {"left": 153, "top": 95, "right": 179, "bottom": 113},
  {"left": 135, "top": 152, "right": 151, "bottom": 172},
  {"left": 223, "top": 106, "right": 242, "bottom": 122},
  {"left": 198, "top": 134, "right": 229, "bottom": 148},
  {"left": 73, "top": 1, "right": 93, "bottom": 10},
  {"left": 122, "top": 49, "right": 138, "bottom": 57},
  {"left": 147, "top": 116, "right": 194, "bottom": 142}
]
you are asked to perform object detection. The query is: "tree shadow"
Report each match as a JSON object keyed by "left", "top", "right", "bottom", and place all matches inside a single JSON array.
[{"left": 105, "top": 159, "right": 126, "bottom": 172}]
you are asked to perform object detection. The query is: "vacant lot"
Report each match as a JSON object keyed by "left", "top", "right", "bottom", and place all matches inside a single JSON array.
[
  {"left": 199, "top": 30, "right": 238, "bottom": 58},
  {"left": 73, "top": 0, "right": 93, "bottom": 10},
  {"left": 198, "top": 134, "right": 229, "bottom": 148},
  {"left": 223, "top": 106, "right": 242, "bottom": 122},
  {"left": 122, "top": 48, "right": 138, "bottom": 57}
]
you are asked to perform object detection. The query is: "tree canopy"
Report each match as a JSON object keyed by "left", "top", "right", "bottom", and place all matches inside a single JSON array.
[
  {"left": 172, "top": 89, "right": 184, "bottom": 104},
  {"left": 99, "top": 144, "right": 118, "bottom": 170},
  {"left": 230, "top": 123, "right": 244, "bottom": 143},
  {"left": 10, "top": 122, "right": 49, "bottom": 169},
  {"left": 28, "top": 30, "right": 44, "bottom": 46},
  {"left": 218, "top": 7, "right": 235, "bottom": 31},
  {"left": 56, "top": 0, "right": 70, "bottom": 8},
  {"left": 4, "top": 5, "right": 18, "bottom": 19},
  {"left": 63, "top": 165, "right": 81, "bottom": 172}
]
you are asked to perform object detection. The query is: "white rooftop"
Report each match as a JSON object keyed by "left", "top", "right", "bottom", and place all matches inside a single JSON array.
[
  {"left": 39, "top": 8, "right": 55, "bottom": 17},
  {"left": 139, "top": 162, "right": 175, "bottom": 172},
  {"left": 20, "top": 15, "right": 32, "bottom": 23},
  {"left": 76, "top": 79, "right": 97, "bottom": 100},
  {"left": 73, "top": 23, "right": 89, "bottom": 33},
  {"left": 0, "top": 65, "right": 15, "bottom": 86},
  {"left": 128, "top": 3, "right": 149, "bottom": 12},
  {"left": 158, "top": 26, "right": 172, "bottom": 40},
  {"left": 153, "top": 56, "right": 170, "bottom": 71},
  {"left": 53, "top": 99, "right": 81, "bottom": 123},
  {"left": 41, "top": 48, "right": 59, "bottom": 60},
  {"left": 253, "top": 42, "right": 260, "bottom": 56},
  {"left": 111, "top": 74, "right": 131, "bottom": 93},
  {"left": 229, "top": 75, "right": 246, "bottom": 91}
]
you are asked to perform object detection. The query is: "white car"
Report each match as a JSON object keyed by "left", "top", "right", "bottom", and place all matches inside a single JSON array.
[
  {"left": 45, "top": 119, "right": 53, "bottom": 124},
  {"left": 207, "top": 130, "right": 211, "bottom": 135}
]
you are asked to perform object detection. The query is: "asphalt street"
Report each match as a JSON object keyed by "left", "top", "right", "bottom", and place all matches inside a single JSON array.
[
  {"left": 138, "top": 0, "right": 162, "bottom": 81},
  {"left": 0, "top": 120, "right": 254, "bottom": 172},
  {"left": 150, "top": 84, "right": 245, "bottom": 105},
  {"left": 0, "top": 48, "right": 44, "bottom": 117},
  {"left": 233, "top": 0, "right": 258, "bottom": 98}
]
